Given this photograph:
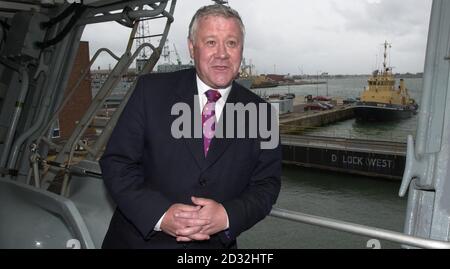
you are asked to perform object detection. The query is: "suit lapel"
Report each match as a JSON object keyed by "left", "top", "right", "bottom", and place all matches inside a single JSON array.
[{"left": 174, "top": 69, "right": 205, "bottom": 169}]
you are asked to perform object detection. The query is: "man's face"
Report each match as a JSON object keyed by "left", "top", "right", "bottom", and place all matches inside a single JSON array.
[{"left": 189, "top": 15, "right": 243, "bottom": 89}]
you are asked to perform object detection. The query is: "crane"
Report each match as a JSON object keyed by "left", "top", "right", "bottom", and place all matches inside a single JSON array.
[{"left": 173, "top": 44, "right": 182, "bottom": 65}]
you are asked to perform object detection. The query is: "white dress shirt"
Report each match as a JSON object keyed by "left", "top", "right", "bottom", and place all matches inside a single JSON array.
[
  {"left": 154, "top": 75, "right": 232, "bottom": 232},
  {"left": 196, "top": 75, "right": 232, "bottom": 122}
]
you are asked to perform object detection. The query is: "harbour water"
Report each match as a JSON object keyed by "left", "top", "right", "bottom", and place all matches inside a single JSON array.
[
  {"left": 239, "top": 77, "right": 422, "bottom": 248},
  {"left": 240, "top": 166, "right": 407, "bottom": 249},
  {"left": 253, "top": 77, "right": 423, "bottom": 101},
  {"left": 255, "top": 77, "right": 423, "bottom": 142}
]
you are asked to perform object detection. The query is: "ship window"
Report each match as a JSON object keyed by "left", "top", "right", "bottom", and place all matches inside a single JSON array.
[{"left": 52, "top": 119, "right": 61, "bottom": 139}]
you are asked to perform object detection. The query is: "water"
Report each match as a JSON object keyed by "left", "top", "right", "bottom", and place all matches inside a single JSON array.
[
  {"left": 253, "top": 77, "right": 423, "bottom": 101},
  {"left": 305, "top": 117, "right": 417, "bottom": 143},
  {"left": 238, "top": 77, "right": 419, "bottom": 248},
  {"left": 240, "top": 166, "right": 407, "bottom": 249},
  {"left": 304, "top": 77, "right": 422, "bottom": 142},
  {"left": 257, "top": 77, "right": 423, "bottom": 142}
]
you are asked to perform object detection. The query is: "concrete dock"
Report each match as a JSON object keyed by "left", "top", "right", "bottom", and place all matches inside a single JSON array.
[{"left": 280, "top": 102, "right": 355, "bottom": 134}]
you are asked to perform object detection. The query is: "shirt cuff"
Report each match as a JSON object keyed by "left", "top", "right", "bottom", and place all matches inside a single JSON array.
[{"left": 154, "top": 213, "right": 166, "bottom": 231}]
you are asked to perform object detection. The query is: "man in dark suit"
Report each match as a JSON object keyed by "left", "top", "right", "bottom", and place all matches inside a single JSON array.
[{"left": 100, "top": 4, "right": 281, "bottom": 249}]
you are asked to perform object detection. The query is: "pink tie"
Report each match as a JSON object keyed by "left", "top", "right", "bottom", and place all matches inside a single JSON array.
[{"left": 202, "top": 89, "right": 222, "bottom": 156}]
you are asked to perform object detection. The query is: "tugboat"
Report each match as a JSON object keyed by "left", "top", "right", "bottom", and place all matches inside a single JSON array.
[{"left": 354, "top": 41, "right": 419, "bottom": 121}]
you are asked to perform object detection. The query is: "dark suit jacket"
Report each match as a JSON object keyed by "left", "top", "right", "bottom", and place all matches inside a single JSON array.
[{"left": 99, "top": 68, "right": 281, "bottom": 249}]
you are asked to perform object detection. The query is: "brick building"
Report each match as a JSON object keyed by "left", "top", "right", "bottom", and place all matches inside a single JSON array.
[{"left": 56, "top": 41, "right": 94, "bottom": 141}]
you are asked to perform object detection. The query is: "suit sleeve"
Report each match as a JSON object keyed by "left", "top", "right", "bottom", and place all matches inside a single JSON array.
[
  {"left": 221, "top": 105, "right": 282, "bottom": 241},
  {"left": 99, "top": 76, "right": 172, "bottom": 239}
]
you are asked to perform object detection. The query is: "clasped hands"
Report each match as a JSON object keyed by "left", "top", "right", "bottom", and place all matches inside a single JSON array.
[{"left": 161, "top": 196, "right": 228, "bottom": 242}]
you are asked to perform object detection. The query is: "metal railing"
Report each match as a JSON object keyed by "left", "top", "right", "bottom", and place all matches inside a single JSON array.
[{"left": 270, "top": 207, "right": 450, "bottom": 249}]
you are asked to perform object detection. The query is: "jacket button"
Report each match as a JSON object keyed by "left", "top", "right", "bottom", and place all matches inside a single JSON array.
[{"left": 199, "top": 178, "right": 207, "bottom": 186}]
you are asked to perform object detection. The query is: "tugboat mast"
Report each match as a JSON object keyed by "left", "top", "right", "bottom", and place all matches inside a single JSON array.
[{"left": 383, "top": 40, "right": 392, "bottom": 73}]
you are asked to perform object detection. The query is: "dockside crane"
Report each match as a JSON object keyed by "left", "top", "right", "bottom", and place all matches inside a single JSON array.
[{"left": 173, "top": 44, "right": 182, "bottom": 65}]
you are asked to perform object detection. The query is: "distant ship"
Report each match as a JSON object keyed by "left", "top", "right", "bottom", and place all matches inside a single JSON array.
[
  {"left": 155, "top": 63, "right": 254, "bottom": 89},
  {"left": 153, "top": 57, "right": 254, "bottom": 89},
  {"left": 354, "top": 41, "right": 419, "bottom": 121},
  {"left": 249, "top": 75, "right": 278, "bottom": 89},
  {"left": 235, "top": 77, "right": 253, "bottom": 89}
]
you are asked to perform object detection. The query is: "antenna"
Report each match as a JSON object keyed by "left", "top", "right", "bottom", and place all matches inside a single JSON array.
[
  {"left": 173, "top": 44, "right": 182, "bottom": 65},
  {"left": 162, "top": 39, "right": 171, "bottom": 64},
  {"left": 136, "top": 16, "right": 152, "bottom": 60},
  {"left": 250, "top": 59, "right": 255, "bottom": 76},
  {"left": 382, "top": 40, "right": 392, "bottom": 73},
  {"left": 298, "top": 66, "right": 304, "bottom": 76},
  {"left": 135, "top": 7, "right": 153, "bottom": 72},
  {"left": 375, "top": 54, "right": 378, "bottom": 72},
  {"left": 389, "top": 43, "right": 392, "bottom": 71}
]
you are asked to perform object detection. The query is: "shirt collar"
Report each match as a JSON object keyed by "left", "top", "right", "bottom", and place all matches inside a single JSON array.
[{"left": 196, "top": 75, "right": 232, "bottom": 102}]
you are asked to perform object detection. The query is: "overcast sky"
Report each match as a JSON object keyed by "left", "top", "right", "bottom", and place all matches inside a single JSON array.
[{"left": 81, "top": 0, "right": 432, "bottom": 75}]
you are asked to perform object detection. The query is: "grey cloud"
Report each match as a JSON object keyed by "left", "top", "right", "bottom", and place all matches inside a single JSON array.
[
  {"left": 81, "top": 0, "right": 432, "bottom": 74},
  {"left": 333, "top": 0, "right": 431, "bottom": 36}
]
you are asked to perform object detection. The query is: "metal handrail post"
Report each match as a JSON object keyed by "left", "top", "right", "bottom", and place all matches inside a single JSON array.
[
  {"left": 0, "top": 68, "right": 29, "bottom": 169},
  {"left": 270, "top": 207, "right": 450, "bottom": 249},
  {"left": 35, "top": 47, "right": 120, "bottom": 147},
  {"left": 86, "top": 0, "right": 177, "bottom": 160},
  {"left": 66, "top": 42, "right": 157, "bottom": 166}
]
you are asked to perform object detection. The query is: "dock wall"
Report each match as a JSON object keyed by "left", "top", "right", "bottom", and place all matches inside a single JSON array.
[
  {"left": 281, "top": 135, "right": 406, "bottom": 180},
  {"left": 280, "top": 107, "right": 355, "bottom": 134}
]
